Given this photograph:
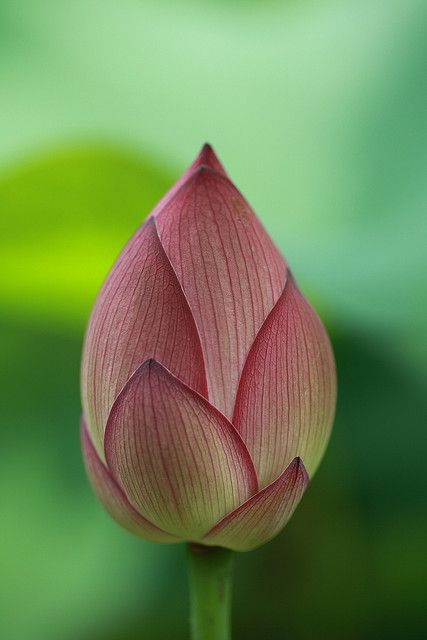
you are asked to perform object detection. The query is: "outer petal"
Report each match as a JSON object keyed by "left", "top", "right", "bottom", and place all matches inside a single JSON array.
[
  {"left": 81, "top": 417, "right": 178, "bottom": 543},
  {"left": 203, "top": 458, "right": 308, "bottom": 551},
  {"left": 156, "top": 165, "right": 287, "bottom": 419},
  {"left": 81, "top": 217, "right": 207, "bottom": 456},
  {"left": 151, "top": 143, "right": 227, "bottom": 217},
  {"left": 233, "top": 275, "right": 336, "bottom": 486},
  {"left": 104, "top": 359, "right": 258, "bottom": 541}
]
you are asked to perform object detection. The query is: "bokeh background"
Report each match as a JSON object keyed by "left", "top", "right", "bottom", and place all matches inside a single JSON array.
[{"left": 1, "top": 1, "right": 426, "bottom": 638}]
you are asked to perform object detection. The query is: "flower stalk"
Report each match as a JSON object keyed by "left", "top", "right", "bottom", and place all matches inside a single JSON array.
[{"left": 188, "top": 544, "right": 234, "bottom": 640}]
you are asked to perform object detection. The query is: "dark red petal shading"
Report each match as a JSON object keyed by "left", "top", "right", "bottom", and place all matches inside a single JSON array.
[
  {"left": 104, "top": 360, "right": 258, "bottom": 541},
  {"left": 233, "top": 275, "right": 336, "bottom": 487},
  {"left": 203, "top": 457, "right": 308, "bottom": 551},
  {"left": 156, "top": 166, "right": 287, "bottom": 419},
  {"left": 81, "top": 417, "right": 178, "bottom": 543},
  {"left": 81, "top": 217, "right": 207, "bottom": 456}
]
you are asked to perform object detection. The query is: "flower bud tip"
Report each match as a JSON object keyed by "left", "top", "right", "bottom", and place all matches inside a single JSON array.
[{"left": 194, "top": 143, "right": 226, "bottom": 176}]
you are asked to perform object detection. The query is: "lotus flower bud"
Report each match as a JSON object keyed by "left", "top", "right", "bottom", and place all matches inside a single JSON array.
[{"left": 80, "top": 145, "right": 336, "bottom": 551}]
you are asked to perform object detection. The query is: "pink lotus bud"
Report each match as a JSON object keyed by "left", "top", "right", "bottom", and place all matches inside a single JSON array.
[{"left": 80, "top": 145, "right": 336, "bottom": 551}]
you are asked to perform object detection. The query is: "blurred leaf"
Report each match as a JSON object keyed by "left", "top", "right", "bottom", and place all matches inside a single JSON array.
[{"left": 0, "top": 143, "right": 172, "bottom": 326}]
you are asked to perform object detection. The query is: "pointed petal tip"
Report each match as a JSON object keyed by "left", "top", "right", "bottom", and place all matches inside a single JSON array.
[
  {"left": 193, "top": 162, "right": 211, "bottom": 173},
  {"left": 292, "top": 456, "right": 310, "bottom": 482},
  {"left": 200, "top": 142, "right": 214, "bottom": 154},
  {"left": 149, "top": 143, "right": 225, "bottom": 218},
  {"left": 128, "top": 357, "right": 175, "bottom": 382},
  {"left": 202, "top": 456, "right": 309, "bottom": 551},
  {"left": 104, "top": 358, "right": 257, "bottom": 540},
  {"left": 177, "top": 160, "right": 238, "bottom": 199},
  {"left": 81, "top": 217, "right": 208, "bottom": 438},
  {"left": 192, "top": 143, "right": 227, "bottom": 176},
  {"left": 143, "top": 357, "right": 158, "bottom": 370},
  {"left": 191, "top": 163, "right": 218, "bottom": 178},
  {"left": 232, "top": 273, "right": 335, "bottom": 484}
]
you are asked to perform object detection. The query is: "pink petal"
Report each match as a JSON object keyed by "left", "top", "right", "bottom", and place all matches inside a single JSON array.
[
  {"left": 233, "top": 275, "right": 336, "bottom": 487},
  {"left": 81, "top": 417, "right": 178, "bottom": 543},
  {"left": 203, "top": 457, "right": 308, "bottom": 551},
  {"left": 156, "top": 165, "right": 287, "bottom": 419},
  {"left": 104, "top": 359, "right": 258, "bottom": 541},
  {"left": 151, "top": 143, "right": 227, "bottom": 217},
  {"left": 81, "top": 217, "right": 207, "bottom": 456}
]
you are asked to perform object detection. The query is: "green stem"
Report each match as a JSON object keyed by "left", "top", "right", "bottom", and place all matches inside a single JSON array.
[{"left": 187, "top": 544, "right": 234, "bottom": 640}]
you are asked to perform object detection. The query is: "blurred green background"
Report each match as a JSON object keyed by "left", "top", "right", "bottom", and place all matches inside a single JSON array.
[{"left": 1, "top": 0, "right": 426, "bottom": 638}]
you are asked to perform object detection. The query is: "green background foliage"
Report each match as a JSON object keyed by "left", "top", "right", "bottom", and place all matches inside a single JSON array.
[{"left": 1, "top": 1, "right": 426, "bottom": 638}]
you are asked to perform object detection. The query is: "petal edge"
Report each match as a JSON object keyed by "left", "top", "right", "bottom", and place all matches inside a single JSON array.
[
  {"left": 233, "top": 275, "right": 336, "bottom": 486},
  {"left": 81, "top": 216, "right": 208, "bottom": 456},
  {"left": 81, "top": 417, "right": 179, "bottom": 543},
  {"left": 150, "top": 143, "right": 227, "bottom": 218},
  {"left": 156, "top": 166, "right": 288, "bottom": 418},
  {"left": 104, "top": 360, "right": 258, "bottom": 540},
  {"left": 203, "top": 457, "right": 309, "bottom": 552}
]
